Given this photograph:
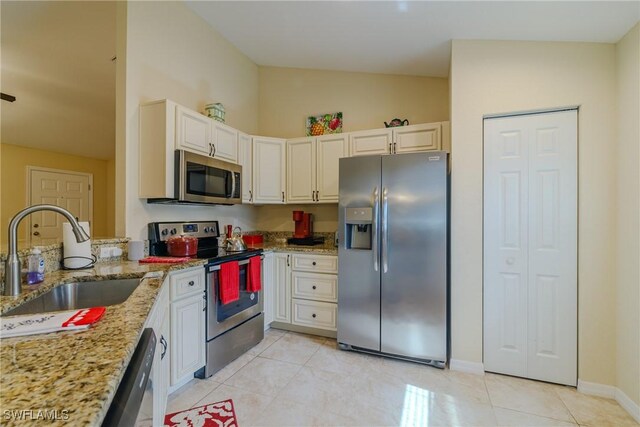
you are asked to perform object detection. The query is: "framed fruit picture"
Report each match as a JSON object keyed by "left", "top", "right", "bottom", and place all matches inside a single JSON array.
[{"left": 306, "top": 112, "right": 343, "bottom": 136}]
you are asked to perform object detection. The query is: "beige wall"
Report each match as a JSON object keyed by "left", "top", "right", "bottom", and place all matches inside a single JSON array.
[
  {"left": 0, "top": 143, "right": 115, "bottom": 245},
  {"left": 259, "top": 67, "right": 449, "bottom": 138},
  {"left": 450, "top": 40, "right": 618, "bottom": 385},
  {"left": 615, "top": 23, "right": 640, "bottom": 406},
  {"left": 256, "top": 204, "right": 338, "bottom": 233},
  {"left": 119, "top": 1, "right": 260, "bottom": 240}
]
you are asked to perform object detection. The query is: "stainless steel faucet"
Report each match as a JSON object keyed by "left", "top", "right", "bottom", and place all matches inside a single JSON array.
[{"left": 3, "top": 204, "right": 90, "bottom": 297}]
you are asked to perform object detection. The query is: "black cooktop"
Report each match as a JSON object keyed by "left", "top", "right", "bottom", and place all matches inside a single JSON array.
[{"left": 148, "top": 220, "right": 262, "bottom": 265}]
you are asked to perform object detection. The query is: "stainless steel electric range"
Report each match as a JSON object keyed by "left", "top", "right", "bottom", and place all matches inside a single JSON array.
[{"left": 148, "top": 221, "right": 264, "bottom": 378}]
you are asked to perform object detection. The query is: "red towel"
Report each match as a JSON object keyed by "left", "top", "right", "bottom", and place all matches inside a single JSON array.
[
  {"left": 247, "top": 256, "right": 261, "bottom": 292},
  {"left": 219, "top": 261, "right": 240, "bottom": 305}
]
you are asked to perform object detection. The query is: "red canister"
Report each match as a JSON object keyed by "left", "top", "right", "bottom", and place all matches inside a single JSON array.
[{"left": 166, "top": 236, "right": 199, "bottom": 257}]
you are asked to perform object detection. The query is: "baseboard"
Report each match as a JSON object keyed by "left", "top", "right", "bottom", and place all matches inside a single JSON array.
[
  {"left": 577, "top": 379, "right": 616, "bottom": 398},
  {"left": 449, "top": 359, "right": 485, "bottom": 375},
  {"left": 615, "top": 388, "right": 640, "bottom": 423},
  {"left": 577, "top": 380, "right": 640, "bottom": 423}
]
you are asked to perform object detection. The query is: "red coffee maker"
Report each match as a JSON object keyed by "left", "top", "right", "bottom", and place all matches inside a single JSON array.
[{"left": 292, "top": 210, "right": 313, "bottom": 238}]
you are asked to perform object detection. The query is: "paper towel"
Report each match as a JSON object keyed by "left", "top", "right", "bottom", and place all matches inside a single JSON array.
[{"left": 63, "top": 222, "right": 92, "bottom": 268}]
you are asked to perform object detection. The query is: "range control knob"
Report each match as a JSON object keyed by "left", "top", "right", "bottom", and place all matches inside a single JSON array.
[
  {"left": 161, "top": 229, "right": 168, "bottom": 236},
  {"left": 170, "top": 228, "right": 177, "bottom": 235},
  {"left": 204, "top": 227, "right": 210, "bottom": 233}
]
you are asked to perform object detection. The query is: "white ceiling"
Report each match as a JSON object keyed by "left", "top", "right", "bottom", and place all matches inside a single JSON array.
[
  {"left": 187, "top": 1, "right": 640, "bottom": 77},
  {"left": 1, "top": 1, "right": 116, "bottom": 160}
]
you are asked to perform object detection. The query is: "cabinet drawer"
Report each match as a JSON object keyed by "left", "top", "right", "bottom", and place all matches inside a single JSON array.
[
  {"left": 170, "top": 269, "right": 205, "bottom": 301},
  {"left": 292, "top": 272, "right": 337, "bottom": 303},
  {"left": 291, "top": 254, "right": 337, "bottom": 274},
  {"left": 292, "top": 299, "right": 337, "bottom": 331}
]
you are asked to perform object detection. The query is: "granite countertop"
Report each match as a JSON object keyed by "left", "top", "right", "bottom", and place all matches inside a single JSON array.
[
  {"left": 255, "top": 241, "right": 338, "bottom": 256},
  {"left": 0, "top": 259, "right": 205, "bottom": 426}
]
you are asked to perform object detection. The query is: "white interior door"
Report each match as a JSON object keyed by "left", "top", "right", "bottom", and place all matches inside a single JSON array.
[
  {"left": 29, "top": 168, "right": 92, "bottom": 245},
  {"left": 484, "top": 109, "right": 577, "bottom": 386}
]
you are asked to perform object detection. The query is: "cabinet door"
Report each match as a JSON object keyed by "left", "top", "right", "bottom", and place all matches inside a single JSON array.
[
  {"left": 394, "top": 123, "right": 442, "bottom": 153},
  {"left": 170, "top": 294, "right": 205, "bottom": 386},
  {"left": 287, "top": 137, "right": 316, "bottom": 203},
  {"left": 316, "top": 134, "right": 347, "bottom": 203},
  {"left": 349, "top": 129, "right": 392, "bottom": 157},
  {"left": 262, "top": 252, "right": 275, "bottom": 328},
  {"left": 238, "top": 132, "right": 253, "bottom": 203},
  {"left": 175, "top": 105, "right": 211, "bottom": 155},
  {"left": 273, "top": 253, "right": 291, "bottom": 323},
  {"left": 212, "top": 122, "right": 239, "bottom": 163},
  {"left": 154, "top": 304, "right": 170, "bottom": 426},
  {"left": 252, "top": 137, "right": 286, "bottom": 204}
]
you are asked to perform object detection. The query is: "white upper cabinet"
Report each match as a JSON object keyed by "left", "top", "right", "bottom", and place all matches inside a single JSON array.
[
  {"left": 287, "top": 137, "right": 316, "bottom": 203},
  {"left": 238, "top": 132, "right": 253, "bottom": 203},
  {"left": 316, "top": 134, "right": 347, "bottom": 203},
  {"left": 212, "top": 121, "right": 239, "bottom": 163},
  {"left": 287, "top": 134, "right": 346, "bottom": 204},
  {"left": 394, "top": 123, "right": 442, "bottom": 153},
  {"left": 252, "top": 136, "right": 286, "bottom": 204},
  {"left": 349, "top": 129, "right": 392, "bottom": 157},
  {"left": 175, "top": 105, "right": 211, "bottom": 155},
  {"left": 348, "top": 123, "right": 449, "bottom": 157}
]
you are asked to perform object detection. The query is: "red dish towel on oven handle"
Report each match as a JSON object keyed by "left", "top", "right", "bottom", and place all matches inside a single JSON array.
[
  {"left": 247, "top": 256, "right": 262, "bottom": 292},
  {"left": 219, "top": 261, "right": 240, "bottom": 305}
]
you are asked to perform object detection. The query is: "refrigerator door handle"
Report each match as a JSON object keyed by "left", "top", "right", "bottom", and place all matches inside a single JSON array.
[
  {"left": 382, "top": 187, "right": 389, "bottom": 273},
  {"left": 372, "top": 187, "right": 379, "bottom": 272}
]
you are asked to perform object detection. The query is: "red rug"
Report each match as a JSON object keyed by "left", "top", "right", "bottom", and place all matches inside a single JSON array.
[{"left": 164, "top": 399, "right": 237, "bottom": 427}]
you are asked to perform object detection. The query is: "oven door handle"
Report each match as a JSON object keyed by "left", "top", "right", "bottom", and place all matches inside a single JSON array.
[{"left": 207, "top": 258, "right": 253, "bottom": 272}]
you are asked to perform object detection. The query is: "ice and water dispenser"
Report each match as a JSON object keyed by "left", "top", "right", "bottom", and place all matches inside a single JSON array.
[{"left": 344, "top": 207, "right": 373, "bottom": 250}]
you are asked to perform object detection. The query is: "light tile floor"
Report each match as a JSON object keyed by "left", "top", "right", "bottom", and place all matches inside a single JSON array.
[{"left": 167, "top": 329, "right": 639, "bottom": 427}]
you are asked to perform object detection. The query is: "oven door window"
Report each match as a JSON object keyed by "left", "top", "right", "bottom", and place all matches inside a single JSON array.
[
  {"left": 216, "top": 263, "right": 258, "bottom": 322},
  {"left": 186, "top": 162, "right": 231, "bottom": 199}
]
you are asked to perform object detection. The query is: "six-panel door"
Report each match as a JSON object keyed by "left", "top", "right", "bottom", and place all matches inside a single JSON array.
[{"left": 484, "top": 110, "right": 577, "bottom": 386}]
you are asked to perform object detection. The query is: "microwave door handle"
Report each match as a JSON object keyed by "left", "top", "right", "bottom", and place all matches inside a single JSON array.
[{"left": 225, "top": 172, "right": 233, "bottom": 198}]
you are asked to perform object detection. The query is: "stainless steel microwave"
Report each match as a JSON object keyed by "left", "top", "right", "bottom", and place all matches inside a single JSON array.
[{"left": 148, "top": 150, "right": 242, "bottom": 205}]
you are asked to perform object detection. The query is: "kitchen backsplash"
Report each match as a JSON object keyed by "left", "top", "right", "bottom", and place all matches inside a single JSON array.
[{"left": 0, "top": 238, "right": 144, "bottom": 284}]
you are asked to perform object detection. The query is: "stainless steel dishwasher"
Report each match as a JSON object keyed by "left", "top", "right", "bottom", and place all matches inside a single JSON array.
[{"left": 102, "top": 328, "right": 156, "bottom": 426}]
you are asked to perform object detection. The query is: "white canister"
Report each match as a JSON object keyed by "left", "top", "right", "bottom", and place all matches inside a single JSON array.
[{"left": 127, "top": 240, "right": 145, "bottom": 261}]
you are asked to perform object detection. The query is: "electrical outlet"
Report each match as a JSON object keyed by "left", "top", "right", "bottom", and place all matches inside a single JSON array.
[
  {"left": 111, "top": 247, "right": 123, "bottom": 257},
  {"left": 99, "top": 247, "right": 111, "bottom": 259}
]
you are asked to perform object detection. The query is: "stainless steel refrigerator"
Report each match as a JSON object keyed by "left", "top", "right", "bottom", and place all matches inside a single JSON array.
[{"left": 337, "top": 152, "right": 448, "bottom": 367}]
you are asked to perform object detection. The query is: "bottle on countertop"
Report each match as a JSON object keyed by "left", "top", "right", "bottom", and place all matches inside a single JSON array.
[{"left": 26, "top": 248, "right": 45, "bottom": 285}]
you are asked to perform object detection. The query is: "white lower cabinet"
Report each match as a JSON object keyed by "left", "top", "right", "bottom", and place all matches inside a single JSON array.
[
  {"left": 144, "top": 280, "right": 170, "bottom": 426},
  {"left": 168, "top": 268, "right": 205, "bottom": 389},
  {"left": 272, "top": 252, "right": 338, "bottom": 333},
  {"left": 273, "top": 253, "right": 291, "bottom": 323},
  {"left": 262, "top": 252, "right": 275, "bottom": 328},
  {"left": 292, "top": 299, "right": 337, "bottom": 330}
]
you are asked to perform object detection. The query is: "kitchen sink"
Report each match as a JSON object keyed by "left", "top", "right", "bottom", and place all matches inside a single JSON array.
[{"left": 1, "top": 278, "right": 142, "bottom": 317}]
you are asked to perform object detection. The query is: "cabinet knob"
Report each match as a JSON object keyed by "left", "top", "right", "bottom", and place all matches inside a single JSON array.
[
  {"left": 312, "top": 313, "right": 316, "bottom": 318},
  {"left": 312, "top": 285, "right": 317, "bottom": 290},
  {"left": 33, "top": 231, "right": 40, "bottom": 236},
  {"left": 312, "top": 261, "right": 316, "bottom": 266},
  {"left": 188, "top": 280, "right": 195, "bottom": 286}
]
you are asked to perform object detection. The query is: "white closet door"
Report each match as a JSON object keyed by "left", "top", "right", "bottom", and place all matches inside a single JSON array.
[
  {"left": 526, "top": 111, "right": 577, "bottom": 385},
  {"left": 484, "top": 117, "right": 530, "bottom": 378},
  {"left": 484, "top": 110, "right": 577, "bottom": 386}
]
